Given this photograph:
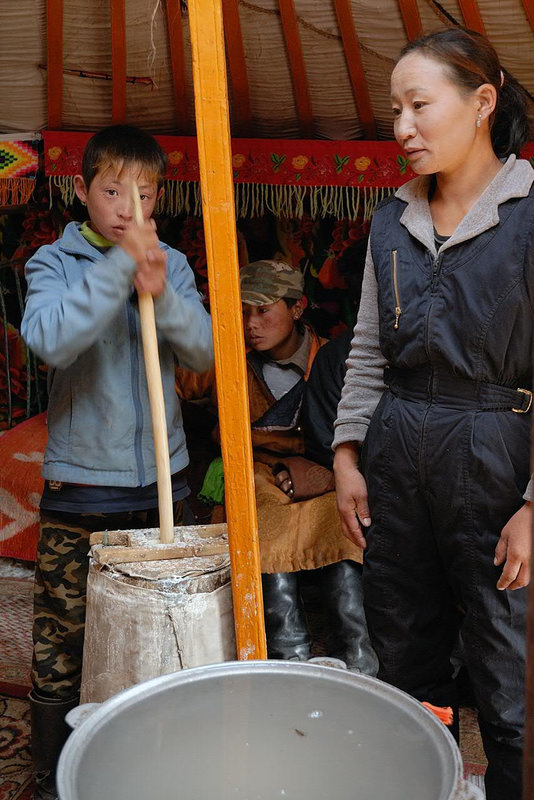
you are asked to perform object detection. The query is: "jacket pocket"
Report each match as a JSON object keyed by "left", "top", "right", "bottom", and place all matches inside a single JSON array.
[{"left": 392, "top": 249, "right": 402, "bottom": 330}]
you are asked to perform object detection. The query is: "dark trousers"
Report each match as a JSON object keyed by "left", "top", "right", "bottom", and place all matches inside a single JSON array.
[
  {"left": 32, "top": 502, "right": 189, "bottom": 700},
  {"left": 363, "top": 390, "right": 529, "bottom": 800}
]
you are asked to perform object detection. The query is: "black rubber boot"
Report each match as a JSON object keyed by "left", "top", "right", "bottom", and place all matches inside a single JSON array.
[
  {"left": 29, "top": 690, "right": 79, "bottom": 800},
  {"left": 261, "top": 572, "right": 311, "bottom": 661},
  {"left": 320, "top": 560, "right": 379, "bottom": 675}
]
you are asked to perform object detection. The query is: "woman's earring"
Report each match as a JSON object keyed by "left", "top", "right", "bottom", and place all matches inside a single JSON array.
[{"left": 476, "top": 114, "right": 482, "bottom": 128}]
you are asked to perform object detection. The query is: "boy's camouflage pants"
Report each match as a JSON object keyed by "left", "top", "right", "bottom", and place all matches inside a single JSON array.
[{"left": 32, "top": 504, "right": 185, "bottom": 700}]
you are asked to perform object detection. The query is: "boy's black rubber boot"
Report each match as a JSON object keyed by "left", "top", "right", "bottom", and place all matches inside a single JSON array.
[
  {"left": 320, "top": 560, "right": 379, "bottom": 676},
  {"left": 261, "top": 572, "right": 311, "bottom": 661},
  {"left": 29, "top": 690, "right": 79, "bottom": 800}
]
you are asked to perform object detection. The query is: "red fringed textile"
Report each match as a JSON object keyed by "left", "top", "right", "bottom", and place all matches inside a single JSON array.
[
  {"left": 45, "top": 130, "right": 418, "bottom": 187},
  {"left": 44, "top": 131, "right": 534, "bottom": 187}
]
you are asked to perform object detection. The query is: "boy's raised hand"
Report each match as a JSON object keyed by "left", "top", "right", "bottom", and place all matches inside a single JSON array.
[{"left": 121, "top": 219, "right": 167, "bottom": 298}]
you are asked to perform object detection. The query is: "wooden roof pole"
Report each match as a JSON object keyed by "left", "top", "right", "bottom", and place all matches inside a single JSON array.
[
  {"left": 456, "top": 0, "right": 486, "bottom": 34},
  {"left": 396, "top": 0, "right": 423, "bottom": 40},
  {"left": 332, "top": 0, "right": 377, "bottom": 139},
  {"left": 165, "top": 0, "right": 189, "bottom": 132},
  {"left": 277, "top": 0, "right": 314, "bottom": 138},
  {"left": 46, "top": 0, "right": 63, "bottom": 129},
  {"left": 521, "top": 0, "right": 534, "bottom": 32},
  {"left": 187, "top": 0, "right": 267, "bottom": 660},
  {"left": 110, "top": 0, "right": 127, "bottom": 123},
  {"left": 222, "top": 0, "right": 253, "bottom": 136}
]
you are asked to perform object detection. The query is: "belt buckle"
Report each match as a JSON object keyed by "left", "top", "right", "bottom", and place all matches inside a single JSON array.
[{"left": 512, "top": 388, "right": 533, "bottom": 414}]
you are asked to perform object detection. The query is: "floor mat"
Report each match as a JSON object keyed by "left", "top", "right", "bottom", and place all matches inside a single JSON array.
[
  {"left": 0, "top": 693, "right": 32, "bottom": 800},
  {"left": 460, "top": 706, "right": 488, "bottom": 780},
  {"left": 0, "top": 578, "right": 33, "bottom": 698}
]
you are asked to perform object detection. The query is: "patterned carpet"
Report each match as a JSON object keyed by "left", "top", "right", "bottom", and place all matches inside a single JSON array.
[
  {"left": 0, "top": 577, "right": 33, "bottom": 698},
  {"left": 0, "top": 694, "right": 32, "bottom": 800},
  {"left": 0, "top": 573, "right": 33, "bottom": 800}
]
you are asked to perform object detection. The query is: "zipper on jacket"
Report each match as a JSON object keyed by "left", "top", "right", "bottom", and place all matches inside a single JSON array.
[
  {"left": 425, "top": 253, "right": 444, "bottom": 359},
  {"left": 431, "top": 253, "right": 443, "bottom": 291},
  {"left": 392, "top": 249, "right": 402, "bottom": 330}
]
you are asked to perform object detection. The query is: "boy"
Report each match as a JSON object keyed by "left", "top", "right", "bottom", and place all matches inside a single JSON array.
[{"left": 21, "top": 125, "right": 213, "bottom": 799}]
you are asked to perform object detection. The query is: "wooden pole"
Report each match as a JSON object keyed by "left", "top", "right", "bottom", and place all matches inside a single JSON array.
[
  {"left": 131, "top": 183, "right": 174, "bottom": 544},
  {"left": 187, "top": 0, "right": 267, "bottom": 659}
]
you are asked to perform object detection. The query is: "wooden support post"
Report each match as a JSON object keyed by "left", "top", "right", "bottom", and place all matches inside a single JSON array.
[{"left": 187, "top": 0, "right": 267, "bottom": 660}]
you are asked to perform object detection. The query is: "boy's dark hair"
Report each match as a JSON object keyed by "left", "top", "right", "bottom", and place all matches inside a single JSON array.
[
  {"left": 399, "top": 28, "right": 529, "bottom": 158},
  {"left": 82, "top": 125, "right": 167, "bottom": 189}
]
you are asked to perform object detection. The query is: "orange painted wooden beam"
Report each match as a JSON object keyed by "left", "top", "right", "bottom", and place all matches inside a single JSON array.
[
  {"left": 332, "top": 0, "right": 377, "bottom": 139},
  {"left": 110, "top": 0, "right": 127, "bottom": 124},
  {"left": 457, "top": 0, "right": 486, "bottom": 34},
  {"left": 222, "top": 0, "right": 253, "bottom": 136},
  {"left": 165, "top": 0, "right": 189, "bottom": 132},
  {"left": 187, "top": 0, "right": 267, "bottom": 660},
  {"left": 277, "top": 0, "right": 314, "bottom": 138},
  {"left": 46, "top": 0, "right": 64, "bottom": 129},
  {"left": 397, "top": 0, "right": 423, "bottom": 40},
  {"left": 522, "top": 0, "right": 534, "bottom": 31}
]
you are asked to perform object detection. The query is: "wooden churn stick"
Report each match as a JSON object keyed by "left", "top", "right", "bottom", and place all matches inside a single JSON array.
[{"left": 130, "top": 182, "right": 174, "bottom": 543}]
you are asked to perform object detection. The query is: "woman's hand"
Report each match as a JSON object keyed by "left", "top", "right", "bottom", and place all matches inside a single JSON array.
[
  {"left": 333, "top": 442, "right": 371, "bottom": 550},
  {"left": 494, "top": 501, "right": 532, "bottom": 590}
]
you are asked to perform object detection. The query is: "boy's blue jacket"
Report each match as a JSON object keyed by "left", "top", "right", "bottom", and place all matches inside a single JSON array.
[{"left": 22, "top": 222, "right": 214, "bottom": 486}]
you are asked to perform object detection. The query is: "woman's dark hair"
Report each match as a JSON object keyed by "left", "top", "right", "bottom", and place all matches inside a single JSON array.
[
  {"left": 82, "top": 125, "right": 167, "bottom": 188},
  {"left": 399, "top": 28, "right": 529, "bottom": 158}
]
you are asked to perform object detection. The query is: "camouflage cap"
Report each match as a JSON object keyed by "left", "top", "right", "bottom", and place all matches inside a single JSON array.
[{"left": 240, "top": 260, "right": 304, "bottom": 306}]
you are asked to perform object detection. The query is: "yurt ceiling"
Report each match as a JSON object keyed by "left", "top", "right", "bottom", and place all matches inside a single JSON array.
[{"left": 2, "top": 0, "right": 534, "bottom": 140}]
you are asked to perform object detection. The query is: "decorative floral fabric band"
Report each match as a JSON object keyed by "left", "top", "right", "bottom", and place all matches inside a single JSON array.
[
  {"left": 42, "top": 131, "right": 534, "bottom": 219},
  {"left": 44, "top": 130, "right": 421, "bottom": 187}
]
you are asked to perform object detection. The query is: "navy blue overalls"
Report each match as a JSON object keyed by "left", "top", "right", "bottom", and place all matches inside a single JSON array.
[{"left": 362, "top": 184, "right": 534, "bottom": 800}]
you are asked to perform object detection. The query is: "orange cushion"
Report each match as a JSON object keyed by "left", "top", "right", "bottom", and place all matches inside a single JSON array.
[{"left": 0, "top": 412, "right": 47, "bottom": 561}]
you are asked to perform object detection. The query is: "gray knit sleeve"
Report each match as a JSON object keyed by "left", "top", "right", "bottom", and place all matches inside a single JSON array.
[{"left": 332, "top": 246, "right": 387, "bottom": 449}]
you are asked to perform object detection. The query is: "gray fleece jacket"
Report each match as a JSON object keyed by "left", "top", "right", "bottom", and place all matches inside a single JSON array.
[{"left": 333, "top": 155, "right": 534, "bottom": 501}]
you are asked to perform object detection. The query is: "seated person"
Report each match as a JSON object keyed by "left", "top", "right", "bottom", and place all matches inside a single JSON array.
[
  {"left": 268, "top": 244, "right": 376, "bottom": 673},
  {"left": 179, "top": 259, "right": 376, "bottom": 671}
]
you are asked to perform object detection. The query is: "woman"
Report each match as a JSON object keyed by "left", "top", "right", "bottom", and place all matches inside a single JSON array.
[{"left": 333, "top": 28, "right": 532, "bottom": 800}]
